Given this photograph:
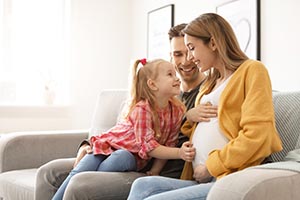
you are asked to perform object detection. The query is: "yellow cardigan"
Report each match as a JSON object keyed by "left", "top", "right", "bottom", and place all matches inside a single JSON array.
[{"left": 180, "top": 59, "right": 282, "bottom": 180}]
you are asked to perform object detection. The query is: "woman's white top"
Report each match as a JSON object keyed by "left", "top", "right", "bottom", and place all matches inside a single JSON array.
[{"left": 192, "top": 76, "right": 232, "bottom": 169}]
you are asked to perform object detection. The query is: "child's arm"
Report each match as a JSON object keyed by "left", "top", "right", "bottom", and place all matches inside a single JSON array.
[
  {"left": 147, "top": 159, "right": 167, "bottom": 176},
  {"left": 148, "top": 141, "right": 195, "bottom": 162}
]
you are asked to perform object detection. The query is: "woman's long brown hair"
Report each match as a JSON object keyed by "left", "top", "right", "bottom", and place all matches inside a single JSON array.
[{"left": 183, "top": 13, "right": 248, "bottom": 93}]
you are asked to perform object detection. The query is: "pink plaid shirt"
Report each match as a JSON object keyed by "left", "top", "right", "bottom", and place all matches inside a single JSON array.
[{"left": 90, "top": 100, "right": 184, "bottom": 170}]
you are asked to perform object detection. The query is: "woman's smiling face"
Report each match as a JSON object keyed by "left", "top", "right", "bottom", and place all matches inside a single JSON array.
[{"left": 184, "top": 34, "right": 217, "bottom": 73}]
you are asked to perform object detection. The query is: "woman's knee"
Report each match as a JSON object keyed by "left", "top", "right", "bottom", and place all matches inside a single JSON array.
[
  {"left": 131, "top": 176, "right": 160, "bottom": 190},
  {"left": 128, "top": 177, "right": 163, "bottom": 200}
]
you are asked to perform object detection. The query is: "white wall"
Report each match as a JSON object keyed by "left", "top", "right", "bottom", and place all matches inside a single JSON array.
[
  {"left": 1, "top": 0, "right": 299, "bottom": 133},
  {"left": 68, "top": 0, "right": 133, "bottom": 130},
  {"left": 130, "top": 0, "right": 218, "bottom": 59},
  {"left": 261, "top": 0, "right": 300, "bottom": 91}
]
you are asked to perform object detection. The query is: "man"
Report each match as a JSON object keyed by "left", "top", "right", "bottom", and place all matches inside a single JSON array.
[
  {"left": 169, "top": 23, "right": 206, "bottom": 128},
  {"left": 38, "top": 24, "right": 206, "bottom": 200},
  {"left": 157, "top": 23, "right": 206, "bottom": 178}
]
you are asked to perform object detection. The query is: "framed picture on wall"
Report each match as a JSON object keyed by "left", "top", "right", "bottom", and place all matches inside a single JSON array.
[
  {"left": 216, "top": 0, "right": 260, "bottom": 60},
  {"left": 147, "top": 4, "right": 174, "bottom": 60}
]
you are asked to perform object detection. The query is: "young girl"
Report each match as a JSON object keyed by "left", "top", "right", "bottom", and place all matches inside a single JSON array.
[{"left": 52, "top": 58, "right": 195, "bottom": 200}]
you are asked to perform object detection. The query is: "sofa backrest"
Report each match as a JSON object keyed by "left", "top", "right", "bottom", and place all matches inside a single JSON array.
[
  {"left": 269, "top": 91, "right": 300, "bottom": 162},
  {"left": 89, "top": 89, "right": 129, "bottom": 138}
]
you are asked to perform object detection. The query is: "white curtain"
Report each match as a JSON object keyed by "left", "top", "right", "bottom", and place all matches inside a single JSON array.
[{"left": 0, "top": 0, "right": 70, "bottom": 105}]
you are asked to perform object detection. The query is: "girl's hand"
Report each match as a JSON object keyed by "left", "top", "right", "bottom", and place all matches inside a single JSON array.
[
  {"left": 186, "top": 102, "right": 218, "bottom": 123},
  {"left": 193, "top": 164, "right": 212, "bottom": 183},
  {"left": 178, "top": 141, "right": 195, "bottom": 162},
  {"left": 73, "top": 144, "right": 93, "bottom": 168}
]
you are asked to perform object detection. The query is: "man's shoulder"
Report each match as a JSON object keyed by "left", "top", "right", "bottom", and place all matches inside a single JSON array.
[
  {"left": 185, "top": 83, "right": 201, "bottom": 96},
  {"left": 180, "top": 83, "right": 201, "bottom": 96}
]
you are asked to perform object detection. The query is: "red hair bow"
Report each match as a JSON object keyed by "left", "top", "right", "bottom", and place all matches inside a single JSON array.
[{"left": 140, "top": 58, "right": 147, "bottom": 65}]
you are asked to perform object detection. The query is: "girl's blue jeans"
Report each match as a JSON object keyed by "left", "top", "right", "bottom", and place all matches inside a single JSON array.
[
  {"left": 127, "top": 176, "right": 214, "bottom": 200},
  {"left": 52, "top": 149, "right": 136, "bottom": 200}
]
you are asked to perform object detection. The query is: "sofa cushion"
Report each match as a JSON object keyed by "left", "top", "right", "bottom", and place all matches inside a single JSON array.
[
  {"left": 0, "top": 169, "right": 36, "bottom": 200},
  {"left": 285, "top": 149, "right": 300, "bottom": 161},
  {"left": 270, "top": 91, "right": 300, "bottom": 162},
  {"left": 89, "top": 89, "right": 129, "bottom": 137}
]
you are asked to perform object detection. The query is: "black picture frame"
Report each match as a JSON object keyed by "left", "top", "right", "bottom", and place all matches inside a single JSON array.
[
  {"left": 147, "top": 4, "right": 174, "bottom": 60},
  {"left": 216, "top": 0, "right": 260, "bottom": 60}
]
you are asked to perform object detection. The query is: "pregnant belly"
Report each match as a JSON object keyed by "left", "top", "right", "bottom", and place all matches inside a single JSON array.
[{"left": 192, "top": 118, "right": 228, "bottom": 169}]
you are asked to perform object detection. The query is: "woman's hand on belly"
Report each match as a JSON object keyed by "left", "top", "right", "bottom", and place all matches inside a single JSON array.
[
  {"left": 193, "top": 164, "right": 212, "bottom": 183},
  {"left": 185, "top": 102, "right": 218, "bottom": 123}
]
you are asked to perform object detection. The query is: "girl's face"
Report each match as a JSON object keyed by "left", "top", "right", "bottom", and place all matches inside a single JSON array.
[
  {"left": 184, "top": 34, "right": 217, "bottom": 73},
  {"left": 152, "top": 62, "right": 181, "bottom": 99}
]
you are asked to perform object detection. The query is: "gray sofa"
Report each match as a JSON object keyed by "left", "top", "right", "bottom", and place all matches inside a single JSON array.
[{"left": 0, "top": 90, "right": 300, "bottom": 200}]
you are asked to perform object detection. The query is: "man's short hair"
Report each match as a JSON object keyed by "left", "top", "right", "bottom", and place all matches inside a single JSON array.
[{"left": 168, "top": 23, "right": 187, "bottom": 41}]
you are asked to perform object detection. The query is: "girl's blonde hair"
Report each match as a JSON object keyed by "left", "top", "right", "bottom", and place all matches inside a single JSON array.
[
  {"left": 183, "top": 13, "right": 248, "bottom": 93},
  {"left": 126, "top": 59, "right": 185, "bottom": 138}
]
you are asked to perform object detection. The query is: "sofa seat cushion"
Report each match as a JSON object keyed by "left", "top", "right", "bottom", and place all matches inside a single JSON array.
[
  {"left": 207, "top": 168, "right": 300, "bottom": 200},
  {"left": 0, "top": 168, "right": 36, "bottom": 200}
]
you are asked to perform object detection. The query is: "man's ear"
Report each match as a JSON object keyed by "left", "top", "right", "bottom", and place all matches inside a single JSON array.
[
  {"left": 147, "top": 79, "right": 158, "bottom": 91},
  {"left": 210, "top": 37, "right": 217, "bottom": 51}
]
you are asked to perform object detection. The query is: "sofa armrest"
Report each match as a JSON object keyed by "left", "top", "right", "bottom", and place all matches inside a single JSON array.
[
  {"left": 0, "top": 130, "right": 88, "bottom": 173},
  {"left": 207, "top": 167, "right": 300, "bottom": 200}
]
